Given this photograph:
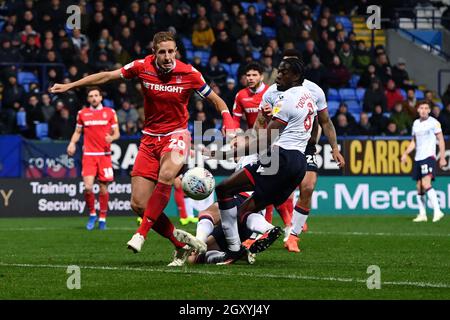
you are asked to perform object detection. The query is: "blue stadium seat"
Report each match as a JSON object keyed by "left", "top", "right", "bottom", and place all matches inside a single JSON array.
[
  {"left": 181, "top": 37, "right": 193, "bottom": 50},
  {"left": 327, "top": 101, "right": 340, "bottom": 115},
  {"left": 230, "top": 63, "right": 240, "bottom": 79},
  {"left": 241, "top": 2, "right": 252, "bottom": 12},
  {"left": 327, "top": 88, "right": 340, "bottom": 101},
  {"left": 415, "top": 89, "right": 424, "bottom": 99},
  {"left": 339, "top": 88, "right": 357, "bottom": 101},
  {"left": 400, "top": 89, "right": 407, "bottom": 99},
  {"left": 194, "top": 50, "right": 210, "bottom": 66},
  {"left": 345, "top": 100, "right": 362, "bottom": 114},
  {"left": 252, "top": 51, "right": 261, "bottom": 60},
  {"left": 17, "top": 71, "right": 38, "bottom": 86},
  {"left": 221, "top": 63, "right": 232, "bottom": 76},
  {"left": 436, "top": 102, "right": 443, "bottom": 109},
  {"left": 353, "top": 112, "right": 361, "bottom": 123},
  {"left": 35, "top": 123, "right": 49, "bottom": 139},
  {"left": 255, "top": 3, "right": 266, "bottom": 13},
  {"left": 0, "top": 20, "right": 5, "bottom": 32},
  {"left": 103, "top": 99, "right": 114, "bottom": 108},
  {"left": 349, "top": 74, "right": 360, "bottom": 88},
  {"left": 356, "top": 88, "right": 366, "bottom": 101},
  {"left": 185, "top": 49, "right": 194, "bottom": 62},
  {"left": 262, "top": 27, "right": 276, "bottom": 39}
]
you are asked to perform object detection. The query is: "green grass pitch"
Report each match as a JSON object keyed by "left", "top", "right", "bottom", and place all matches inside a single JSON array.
[{"left": 0, "top": 215, "right": 449, "bottom": 299}]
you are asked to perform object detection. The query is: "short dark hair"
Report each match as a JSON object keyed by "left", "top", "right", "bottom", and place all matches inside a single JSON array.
[
  {"left": 87, "top": 86, "right": 102, "bottom": 96},
  {"left": 416, "top": 100, "right": 430, "bottom": 108},
  {"left": 282, "top": 49, "right": 302, "bottom": 60},
  {"left": 245, "top": 62, "right": 264, "bottom": 74},
  {"left": 281, "top": 57, "right": 305, "bottom": 84}
]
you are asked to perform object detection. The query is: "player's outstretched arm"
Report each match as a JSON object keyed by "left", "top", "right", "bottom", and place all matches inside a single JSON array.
[
  {"left": 67, "top": 127, "right": 82, "bottom": 157},
  {"left": 204, "top": 91, "right": 237, "bottom": 134},
  {"left": 436, "top": 132, "right": 447, "bottom": 168},
  {"left": 401, "top": 138, "right": 416, "bottom": 163},
  {"left": 318, "top": 110, "right": 345, "bottom": 168},
  {"left": 49, "top": 69, "right": 123, "bottom": 93}
]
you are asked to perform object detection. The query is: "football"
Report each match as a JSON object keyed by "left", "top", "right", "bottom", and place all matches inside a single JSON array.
[{"left": 181, "top": 167, "right": 215, "bottom": 200}]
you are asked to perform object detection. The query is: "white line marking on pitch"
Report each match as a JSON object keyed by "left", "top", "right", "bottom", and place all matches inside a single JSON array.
[{"left": 0, "top": 262, "right": 449, "bottom": 289}]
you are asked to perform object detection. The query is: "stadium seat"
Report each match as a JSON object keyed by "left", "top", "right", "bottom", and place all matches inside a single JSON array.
[
  {"left": 252, "top": 51, "right": 261, "bottom": 60},
  {"left": 400, "top": 89, "right": 407, "bottom": 99},
  {"left": 240, "top": 2, "right": 252, "bottom": 12},
  {"left": 181, "top": 37, "right": 193, "bottom": 50},
  {"left": 16, "top": 111, "right": 27, "bottom": 130},
  {"left": 335, "top": 16, "right": 353, "bottom": 33},
  {"left": 262, "top": 27, "right": 276, "bottom": 39},
  {"left": 353, "top": 112, "right": 361, "bottom": 123},
  {"left": 230, "top": 63, "right": 240, "bottom": 79},
  {"left": 415, "top": 89, "right": 424, "bottom": 99},
  {"left": 194, "top": 50, "right": 210, "bottom": 66},
  {"left": 327, "top": 101, "right": 340, "bottom": 115},
  {"left": 35, "top": 123, "right": 49, "bottom": 139},
  {"left": 221, "top": 63, "right": 232, "bottom": 76},
  {"left": 255, "top": 2, "right": 266, "bottom": 13},
  {"left": 17, "top": 71, "right": 38, "bottom": 87},
  {"left": 349, "top": 74, "right": 360, "bottom": 88},
  {"left": 185, "top": 49, "right": 194, "bottom": 62},
  {"left": 327, "top": 88, "right": 340, "bottom": 101},
  {"left": 436, "top": 102, "right": 443, "bottom": 109},
  {"left": 339, "top": 88, "right": 357, "bottom": 101},
  {"left": 102, "top": 99, "right": 114, "bottom": 108},
  {"left": 0, "top": 20, "right": 5, "bottom": 32},
  {"left": 356, "top": 88, "right": 366, "bottom": 101},
  {"left": 345, "top": 100, "right": 361, "bottom": 114}
]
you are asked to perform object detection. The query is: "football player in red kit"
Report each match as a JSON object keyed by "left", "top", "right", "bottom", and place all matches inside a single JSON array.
[
  {"left": 67, "top": 87, "right": 120, "bottom": 230},
  {"left": 50, "top": 32, "right": 237, "bottom": 266},
  {"left": 232, "top": 62, "right": 294, "bottom": 235}
]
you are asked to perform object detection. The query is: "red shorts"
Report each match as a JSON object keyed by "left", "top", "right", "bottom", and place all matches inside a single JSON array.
[
  {"left": 82, "top": 155, "right": 114, "bottom": 182},
  {"left": 131, "top": 130, "right": 191, "bottom": 181}
]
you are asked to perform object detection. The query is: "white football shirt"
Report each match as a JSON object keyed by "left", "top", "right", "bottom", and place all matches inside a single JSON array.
[{"left": 411, "top": 117, "right": 442, "bottom": 161}]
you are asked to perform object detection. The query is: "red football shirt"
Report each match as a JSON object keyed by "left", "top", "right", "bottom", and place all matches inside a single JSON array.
[
  {"left": 120, "top": 55, "right": 211, "bottom": 135},
  {"left": 232, "top": 83, "right": 268, "bottom": 128},
  {"left": 76, "top": 105, "right": 118, "bottom": 155}
]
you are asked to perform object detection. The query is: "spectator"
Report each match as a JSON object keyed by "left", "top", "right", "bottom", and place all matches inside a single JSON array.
[
  {"left": 338, "top": 42, "right": 354, "bottom": 74},
  {"left": 374, "top": 53, "right": 392, "bottom": 85},
  {"left": 24, "top": 94, "right": 45, "bottom": 139},
  {"left": 325, "top": 55, "right": 351, "bottom": 88},
  {"left": 369, "top": 104, "right": 389, "bottom": 135},
  {"left": 87, "top": 12, "right": 109, "bottom": 43},
  {"left": 358, "top": 64, "right": 377, "bottom": 88},
  {"left": 251, "top": 24, "right": 269, "bottom": 52},
  {"left": 363, "top": 79, "right": 387, "bottom": 112},
  {"left": 123, "top": 119, "right": 139, "bottom": 136},
  {"left": 440, "top": 102, "right": 450, "bottom": 135},
  {"left": 261, "top": 1, "right": 277, "bottom": 27},
  {"left": 262, "top": 55, "right": 278, "bottom": 86},
  {"left": 354, "top": 112, "right": 375, "bottom": 135},
  {"left": 0, "top": 39, "right": 22, "bottom": 63},
  {"left": 353, "top": 40, "right": 371, "bottom": 75},
  {"left": 334, "top": 113, "right": 357, "bottom": 136},
  {"left": 402, "top": 88, "right": 418, "bottom": 120},
  {"left": 111, "top": 40, "right": 131, "bottom": 67},
  {"left": 236, "top": 33, "right": 255, "bottom": 61},
  {"left": 441, "top": 84, "right": 450, "bottom": 108},
  {"left": 3, "top": 75, "right": 26, "bottom": 112},
  {"left": 40, "top": 93, "right": 55, "bottom": 123},
  {"left": 209, "top": 0, "right": 227, "bottom": 28},
  {"left": 112, "top": 82, "right": 131, "bottom": 109},
  {"left": 117, "top": 100, "right": 139, "bottom": 134},
  {"left": 385, "top": 79, "right": 404, "bottom": 111},
  {"left": 391, "top": 57, "right": 415, "bottom": 90},
  {"left": 246, "top": 5, "right": 260, "bottom": 29},
  {"left": 20, "top": 34, "right": 40, "bottom": 63},
  {"left": 192, "top": 17, "right": 215, "bottom": 50},
  {"left": 267, "top": 39, "right": 282, "bottom": 66},
  {"left": 321, "top": 39, "right": 338, "bottom": 67},
  {"left": 305, "top": 54, "right": 327, "bottom": 91},
  {"left": 222, "top": 78, "right": 238, "bottom": 112},
  {"left": 71, "top": 29, "right": 89, "bottom": 52},
  {"left": 118, "top": 27, "right": 135, "bottom": 54},
  {"left": 230, "top": 13, "right": 251, "bottom": 40},
  {"left": 384, "top": 121, "right": 399, "bottom": 136},
  {"left": 302, "top": 39, "right": 320, "bottom": 66},
  {"left": 211, "top": 30, "right": 239, "bottom": 64},
  {"left": 332, "top": 102, "right": 356, "bottom": 127},
  {"left": 277, "top": 15, "right": 298, "bottom": 45},
  {"left": 49, "top": 106, "right": 76, "bottom": 140},
  {"left": 424, "top": 90, "right": 438, "bottom": 108},
  {"left": 205, "top": 55, "right": 228, "bottom": 87},
  {"left": 390, "top": 102, "right": 412, "bottom": 135}
]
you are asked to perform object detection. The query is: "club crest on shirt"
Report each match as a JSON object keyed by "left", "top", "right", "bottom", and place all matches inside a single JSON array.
[
  {"left": 103, "top": 112, "right": 107, "bottom": 119},
  {"left": 273, "top": 103, "right": 282, "bottom": 115},
  {"left": 176, "top": 75, "right": 182, "bottom": 83}
]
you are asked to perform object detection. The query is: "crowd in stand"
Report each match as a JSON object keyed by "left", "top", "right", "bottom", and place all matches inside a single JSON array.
[{"left": 0, "top": 0, "right": 449, "bottom": 140}]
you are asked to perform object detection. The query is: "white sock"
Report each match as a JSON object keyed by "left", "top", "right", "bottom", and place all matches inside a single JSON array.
[
  {"left": 416, "top": 194, "right": 426, "bottom": 216},
  {"left": 196, "top": 218, "right": 214, "bottom": 243},
  {"left": 291, "top": 208, "right": 309, "bottom": 236},
  {"left": 426, "top": 188, "right": 441, "bottom": 213},
  {"left": 184, "top": 197, "right": 195, "bottom": 218},
  {"left": 219, "top": 200, "right": 241, "bottom": 252},
  {"left": 246, "top": 213, "right": 274, "bottom": 234},
  {"left": 205, "top": 250, "right": 226, "bottom": 264}
]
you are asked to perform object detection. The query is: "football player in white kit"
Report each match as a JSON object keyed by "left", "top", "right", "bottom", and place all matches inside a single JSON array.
[
  {"left": 257, "top": 50, "right": 345, "bottom": 252},
  {"left": 401, "top": 101, "right": 447, "bottom": 222},
  {"left": 214, "top": 58, "right": 317, "bottom": 264}
]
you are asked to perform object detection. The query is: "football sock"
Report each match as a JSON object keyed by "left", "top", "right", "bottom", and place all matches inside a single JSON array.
[
  {"left": 291, "top": 205, "right": 310, "bottom": 236},
  {"left": 99, "top": 192, "right": 109, "bottom": 221},
  {"left": 174, "top": 185, "right": 188, "bottom": 219},
  {"left": 137, "top": 182, "right": 172, "bottom": 238},
  {"left": 85, "top": 191, "right": 96, "bottom": 215},
  {"left": 152, "top": 213, "right": 186, "bottom": 248},
  {"left": 218, "top": 197, "right": 241, "bottom": 252},
  {"left": 184, "top": 197, "right": 195, "bottom": 218},
  {"left": 246, "top": 213, "right": 274, "bottom": 234},
  {"left": 204, "top": 250, "right": 227, "bottom": 264},
  {"left": 196, "top": 215, "right": 214, "bottom": 243},
  {"left": 276, "top": 199, "right": 293, "bottom": 227},
  {"left": 425, "top": 188, "right": 441, "bottom": 213},
  {"left": 265, "top": 205, "right": 273, "bottom": 223},
  {"left": 416, "top": 193, "right": 426, "bottom": 215}
]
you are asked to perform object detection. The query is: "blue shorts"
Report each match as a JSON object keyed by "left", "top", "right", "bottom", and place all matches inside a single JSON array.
[
  {"left": 412, "top": 157, "right": 436, "bottom": 181},
  {"left": 243, "top": 146, "right": 307, "bottom": 207}
]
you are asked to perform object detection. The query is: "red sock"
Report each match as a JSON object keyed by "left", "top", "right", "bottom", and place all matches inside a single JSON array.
[
  {"left": 99, "top": 192, "right": 109, "bottom": 220},
  {"left": 276, "top": 199, "right": 293, "bottom": 227},
  {"left": 136, "top": 182, "right": 172, "bottom": 238},
  {"left": 174, "top": 185, "right": 187, "bottom": 219},
  {"left": 286, "top": 198, "right": 294, "bottom": 221},
  {"left": 85, "top": 191, "right": 96, "bottom": 215},
  {"left": 153, "top": 213, "right": 186, "bottom": 248},
  {"left": 265, "top": 205, "right": 273, "bottom": 223}
]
